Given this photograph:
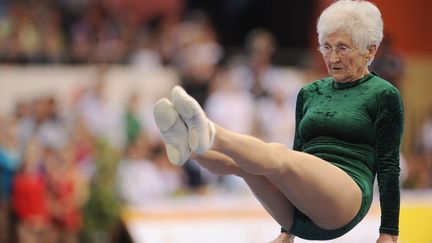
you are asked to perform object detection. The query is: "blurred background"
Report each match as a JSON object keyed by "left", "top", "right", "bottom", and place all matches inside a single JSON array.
[{"left": 0, "top": 0, "right": 431, "bottom": 242}]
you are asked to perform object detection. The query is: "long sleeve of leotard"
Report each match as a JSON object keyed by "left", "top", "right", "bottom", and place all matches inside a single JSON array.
[
  {"left": 292, "top": 88, "right": 305, "bottom": 152},
  {"left": 375, "top": 87, "right": 404, "bottom": 235}
]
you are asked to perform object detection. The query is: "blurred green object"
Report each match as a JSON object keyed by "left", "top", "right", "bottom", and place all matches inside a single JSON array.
[
  {"left": 80, "top": 139, "right": 121, "bottom": 243},
  {"left": 125, "top": 110, "right": 142, "bottom": 144}
]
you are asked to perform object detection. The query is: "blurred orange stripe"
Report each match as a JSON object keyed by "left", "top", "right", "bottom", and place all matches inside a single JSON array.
[{"left": 122, "top": 209, "right": 271, "bottom": 222}]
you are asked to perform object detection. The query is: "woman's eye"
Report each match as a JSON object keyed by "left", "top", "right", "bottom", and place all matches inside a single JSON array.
[{"left": 339, "top": 46, "right": 349, "bottom": 51}]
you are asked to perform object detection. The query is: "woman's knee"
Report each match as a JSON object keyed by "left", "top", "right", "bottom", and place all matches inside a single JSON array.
[
  {"left": 310, "top": 194, "right": 362, "bottom": 230},
  {"left": 262, "top": 143, "right": 292, "bottom": 177}
]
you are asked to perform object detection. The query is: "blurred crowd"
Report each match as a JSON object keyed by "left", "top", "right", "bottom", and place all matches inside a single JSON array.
[
  {"left": 0, "top": 0, "right": 184, "bottom": 64},
  {"left": 0, "top": 32, "right": 304, "bottom": 243},
  {"left": 0, "top": 0, "right": 430, "bottom": 243},
  {"left": 0, "top": 0, "right": 306, "bottom": 240}
]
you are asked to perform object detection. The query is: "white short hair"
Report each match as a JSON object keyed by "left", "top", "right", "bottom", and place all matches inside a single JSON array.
[{"left": 317, "top": 0, "right": 384, "bottom": 51}]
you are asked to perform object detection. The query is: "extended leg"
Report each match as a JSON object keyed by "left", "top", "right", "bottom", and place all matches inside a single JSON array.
[{"left": 212, "top": 125, "right": 362, "bottom": 230}]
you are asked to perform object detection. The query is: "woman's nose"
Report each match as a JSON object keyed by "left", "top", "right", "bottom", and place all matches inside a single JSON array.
[{"left": 328, "top": 50, "right": 340, "bottom": 63}]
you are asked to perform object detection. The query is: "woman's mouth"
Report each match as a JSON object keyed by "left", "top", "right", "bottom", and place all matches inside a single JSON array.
[{"left": 331, "top": 67, "right": 343, "bottom": 72}]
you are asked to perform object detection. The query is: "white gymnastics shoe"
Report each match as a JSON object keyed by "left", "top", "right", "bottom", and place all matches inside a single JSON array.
[
  {"left": 171, "top": 86, "right": 215, "bottom": 154},
  {"left": 153, "top": 98, "right": 191, "bottom": 165}
]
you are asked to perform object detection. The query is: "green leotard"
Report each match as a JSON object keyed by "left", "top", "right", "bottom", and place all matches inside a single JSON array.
[{"left": 284, "top": 73, "right": 403, "bottom": 240}]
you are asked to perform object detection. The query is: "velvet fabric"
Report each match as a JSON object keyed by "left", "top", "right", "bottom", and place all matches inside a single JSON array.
[{"left": 286, "top": 73, "right": 403, "bottom": 239}]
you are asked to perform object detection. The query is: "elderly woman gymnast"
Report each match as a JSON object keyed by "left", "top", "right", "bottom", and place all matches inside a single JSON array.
[{"left": 153, "top": 0, "right": 403, "bottom": 242}]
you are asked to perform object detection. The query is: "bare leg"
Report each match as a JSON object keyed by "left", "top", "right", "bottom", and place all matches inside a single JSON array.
[
  {"left": 194, "top": 151, "right": 296, "bottom": 234},
  {"left": 191, "top": 151, "right": 242, "bottom": 176},
  {"left": 212, "top": 125, "right": 362, "bottom": 230}
]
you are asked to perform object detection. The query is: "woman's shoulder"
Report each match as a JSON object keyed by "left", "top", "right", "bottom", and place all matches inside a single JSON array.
[
  {"left": 364, "top": 75, "right": 403, "bottom": 111},
  {"left": 369, "top": 74, "right": 401, "bottom": 96}
]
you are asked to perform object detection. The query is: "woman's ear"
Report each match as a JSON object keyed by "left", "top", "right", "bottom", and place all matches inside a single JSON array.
[{"left": 366, "top": 45, "right": 377, "bottom": 59}]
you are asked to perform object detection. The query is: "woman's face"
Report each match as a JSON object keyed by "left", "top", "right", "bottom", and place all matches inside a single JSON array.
[{"left": 321, "top": 31, "right": 375, "bottom": 83}]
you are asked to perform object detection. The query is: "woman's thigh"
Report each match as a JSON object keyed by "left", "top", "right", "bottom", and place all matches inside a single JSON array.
[{"left": 266, "top": 149, "right": 362, "bottom": 230}]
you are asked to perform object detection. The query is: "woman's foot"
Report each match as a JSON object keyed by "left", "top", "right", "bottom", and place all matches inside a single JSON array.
[
  {"left": 171, "top": 86, "right": 215, "bottom": 154},
  {"left": 153, "top": 98, "right": 191, "bottom": 165}
]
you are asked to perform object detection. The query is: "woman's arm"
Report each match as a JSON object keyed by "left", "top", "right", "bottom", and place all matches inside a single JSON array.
[
  {"left": 375, "top": 87, "right": 404, "bottom": 237},
  {"left": 292, "top": 88, "right": 305, "bottom": 152}
]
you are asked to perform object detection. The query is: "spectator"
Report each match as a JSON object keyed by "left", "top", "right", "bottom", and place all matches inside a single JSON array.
[
  {"left": 205, "top": 68, "right": 255, "bottom": 135},
  {"left": 175, "top": 11, "right": 223, "bottom": 106},
  {"left": 0, "top": 117, "right": 21, "bottom": 243},
  {"left": 16, "top": 96, "right": 68, "bottom": 152},
  {"left": 76, "top": 70, "right": 123, "bottom": 147},
  {"left": 255, "top": 89, "right": 296, "bottom": 148},
  {"left": 370, "top": 36, "right": 405, "bottom": 89},
  {"left": 123, "top": 93, "right": 142, "bottom": 145},
  {"left": 12, "top": 139, "right": 56, "bottom": 243},
  {"left": 231, "top": 29, "right": 280, "bottom": 99},
  {"left": 43, "top": 147, "right": 83, "bottom": 243}
]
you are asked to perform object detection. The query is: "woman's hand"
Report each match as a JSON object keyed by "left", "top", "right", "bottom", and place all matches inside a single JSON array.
[
  {"left": 376, "top": 233, "right": 398, "bottom": 243},
  {"left": 269, "top": 232, "right": 295, "bottom": 243}
]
